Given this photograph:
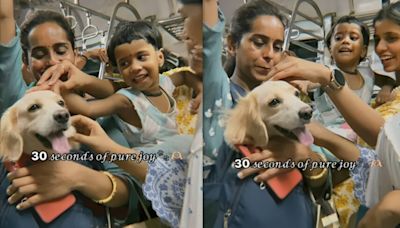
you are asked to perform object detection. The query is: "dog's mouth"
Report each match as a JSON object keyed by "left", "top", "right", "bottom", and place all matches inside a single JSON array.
[
  {"left": 35, "top": 130, "right": 71, "bottom": 154},
  {"left": 274, "top": 125, "right": 314, "bottom": 146}
]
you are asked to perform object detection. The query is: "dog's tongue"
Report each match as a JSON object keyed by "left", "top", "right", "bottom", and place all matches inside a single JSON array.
[
  {"left": 50, "top": 132, "right": 70, "bottom": 154},
  {"left": 292, "top": 127, "right": 314, "bottom": 146}
]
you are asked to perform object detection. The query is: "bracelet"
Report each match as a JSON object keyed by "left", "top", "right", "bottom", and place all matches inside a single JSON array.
[
  {"left": 94, "top": 171, "right": 117, "bottom": 204},
  {"left": 304, "top": 153, "right": 328, "bottom": 180}
]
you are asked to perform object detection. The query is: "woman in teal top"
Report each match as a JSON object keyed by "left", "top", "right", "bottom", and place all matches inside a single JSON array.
[{"left": 0, "top": 1, "right": 141, "bottom": 225}]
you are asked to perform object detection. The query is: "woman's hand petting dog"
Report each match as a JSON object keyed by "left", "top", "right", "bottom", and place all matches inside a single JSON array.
[
  {"left": 70, "top": 115, "right": 130, "bottom": 154},
  {"left": 6, "top": 161, "right": 80, "bottom": 210},
  {"left": 237, "top": 136, "right": 311, "bottom": 183}
]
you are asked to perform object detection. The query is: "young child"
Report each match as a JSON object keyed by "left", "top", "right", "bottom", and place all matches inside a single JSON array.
[
  {"left": 314, "top": 16, "right": 373, "bottom": 141},
  {"left": 62, "top": 20, "right": 201, "bottom": 147}
]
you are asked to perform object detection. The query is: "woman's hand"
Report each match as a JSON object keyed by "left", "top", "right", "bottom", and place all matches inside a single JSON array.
[
  {"left": 237, "top": 136, "right": 310, "bottom": 182},
  {"left": 358, "top": 190, "right": 400, "bottom": 228},
  {"left": 37, "top": 60, "right": 91, "bottom": 91},
  {"left": 6, "top": 161, "right": 81, "bottom": 210},
  {"left": 70, "top": 115, "right": 127, "bottom": 154},
  {"left": 267, "top": 55, "right": 332, "bottom": 86}
]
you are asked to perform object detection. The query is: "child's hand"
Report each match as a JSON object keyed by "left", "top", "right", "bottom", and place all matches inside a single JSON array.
[
  {"left": 189, "top": 90, "right": 202, "bottom": 114},
  {"left": 375, "top": 85, "right": 395, "bottom": 107}
]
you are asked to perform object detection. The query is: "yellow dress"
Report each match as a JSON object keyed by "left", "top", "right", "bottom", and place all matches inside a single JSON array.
[{"left": 164, "top": 67, "right": 198, "bottom": 135}]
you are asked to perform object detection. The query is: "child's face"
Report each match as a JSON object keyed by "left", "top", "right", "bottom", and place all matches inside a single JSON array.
[
  {"left": 114, "top": 40, "right": 163, "bottom": 93},
  {"left": 330, "top": 23, "right": 367, "bottom": 65}
]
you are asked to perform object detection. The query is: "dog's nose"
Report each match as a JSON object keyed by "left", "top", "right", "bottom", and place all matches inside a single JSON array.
[
  {"left": 54, "top": 110, "right": 70, "bottom": 124},
  {"left": 298, "top": 107, "right": 313, "bottom": 121}
]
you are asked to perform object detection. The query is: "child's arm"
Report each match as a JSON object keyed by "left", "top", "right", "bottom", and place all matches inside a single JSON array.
[
  {"left": 37, "top": 60, "right": 126, "bottom": 99},
  {"left": 62, "top": 90, "right": 131, "bottom": 119},
  {"left": 307, "top": 122, "right": 360, "bottom": 161}
]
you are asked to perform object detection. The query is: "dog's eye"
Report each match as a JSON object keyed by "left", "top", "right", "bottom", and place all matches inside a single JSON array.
[
  {"left": 28, "top": 104, "right": 41, "bottom": 112},
  {"left": 58, "top": 100, "right": 65, "bottom": 107},
  {"left": 295, "top": 91, "right": 300, "bottom": 97},
  {"left": 268, "top": 98, "right": 281, "bottom": 107}
]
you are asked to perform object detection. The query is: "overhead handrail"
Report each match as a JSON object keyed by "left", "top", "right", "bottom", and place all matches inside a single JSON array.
[
  {"left": 81, "top": 12, "right": 99, "bottom": 51},
  {"left": 98, "top": 1, "right": 141, "bottom": 79},
  {"left": 281, "top": 0, "right": 325, "bottom": 62},
  {"left": 59, "top": 2, "right": 78, "bottom": 29},
  {"left": 59, "top": 0, "right": 128, "bottom": 23}
]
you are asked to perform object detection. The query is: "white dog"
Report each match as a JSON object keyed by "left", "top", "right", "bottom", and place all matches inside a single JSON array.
[
  {"left": 224, "top": 80, "right": 314, "bottom": 149},
  {"left": 0, "top": 91, "right": 76, "bottom": 162}
]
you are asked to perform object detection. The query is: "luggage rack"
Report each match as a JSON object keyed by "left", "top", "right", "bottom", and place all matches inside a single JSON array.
[{"left": 158, "top": 16, "right": 185, "bottom": 41}]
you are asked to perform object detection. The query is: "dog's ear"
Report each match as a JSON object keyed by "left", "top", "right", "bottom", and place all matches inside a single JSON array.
[
  {"left": 0, "top": 107, "right": 23, "bottom": 162},
  {"left": 224, "top": 93, "right": 269, "bottom": 148}
]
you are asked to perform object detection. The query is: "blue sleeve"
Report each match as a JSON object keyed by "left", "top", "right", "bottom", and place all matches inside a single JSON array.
[
  {"left": 0, "top": 26, "right": 27, "bottom": 116},
  {"left": 203, "top": 9, "right": 232, "bottom": 167},
  {"left": 350, "top": 146, "right": 377, "bottom": 205},
  {"left": 138, "top": 134, "right": 192, "bottom": 228}
]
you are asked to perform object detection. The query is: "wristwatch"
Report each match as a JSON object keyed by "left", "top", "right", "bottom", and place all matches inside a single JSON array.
[{"left": 323, "top": 68, "right": 345, "bottom": 92}]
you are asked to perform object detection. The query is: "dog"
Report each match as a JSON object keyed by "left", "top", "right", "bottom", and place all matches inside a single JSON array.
[
  {"left": 224, "top": 80, "right": 314, "bottom": 149},
  {"left": 0, "top": 91, "right": 110, "bottom": 227},
  {"left": 0, "top": 90, "right": 77, "bottom": 162}
]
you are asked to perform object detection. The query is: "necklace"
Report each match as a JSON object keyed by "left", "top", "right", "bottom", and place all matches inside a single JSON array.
[
  {"left": 342, "top": 68, "right": 358, "bottom": 74},
  {"left": 143, "top": 90, "right": 163, "bottom": 97}
]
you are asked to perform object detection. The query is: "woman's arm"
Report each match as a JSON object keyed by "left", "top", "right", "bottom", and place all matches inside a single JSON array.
[
  {"left": 0, "top": 0, "right": 14, "bottom": 44},
  {"left": 70, "top": 115, "right": 148, "bottom": 182},
  {"left": 307, "top": 122, "right": 360, "bottom": 161},
  {"left": 7, "top": 161, "right": 129, "bottom": 209},
  {"left": 359, "top": 190, "right": 400, "bottom": 228}
]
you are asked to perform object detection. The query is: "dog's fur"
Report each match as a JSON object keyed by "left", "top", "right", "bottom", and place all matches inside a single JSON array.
[
  {"left": 0, "top": 91, "right": 77, "bottom": 162},
  {"left": 224, "top": 80, "right": 313, "bottom": 149}
]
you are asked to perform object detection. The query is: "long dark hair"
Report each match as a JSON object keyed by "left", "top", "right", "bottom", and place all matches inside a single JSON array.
[{"left": 374, "top": 1, "right": 400, "bottom": 27}]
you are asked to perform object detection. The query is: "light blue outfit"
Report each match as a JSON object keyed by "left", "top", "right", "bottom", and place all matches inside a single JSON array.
[
  {"left": 113, "top": 75, "right": 193, "bottom": 228},
  {"left": 314, "top": 65, "right": 374, "bottom": 141},
  {"left": 114, "top": 75, "right": 178, "bottom": 147},
  {"left": 0, "top": 27, "right": 26, "bottom": 116},
  {"left": 203, "top": 10, "right": 232, "bottom": 171}
]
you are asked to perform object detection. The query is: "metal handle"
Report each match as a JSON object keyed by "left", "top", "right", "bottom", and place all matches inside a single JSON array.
[
  {"left": 282, "top": 0, "right": 324, "bottom": 52},
  {"left": 98, "top": 2, "right": 141, "bottom": 79}
]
